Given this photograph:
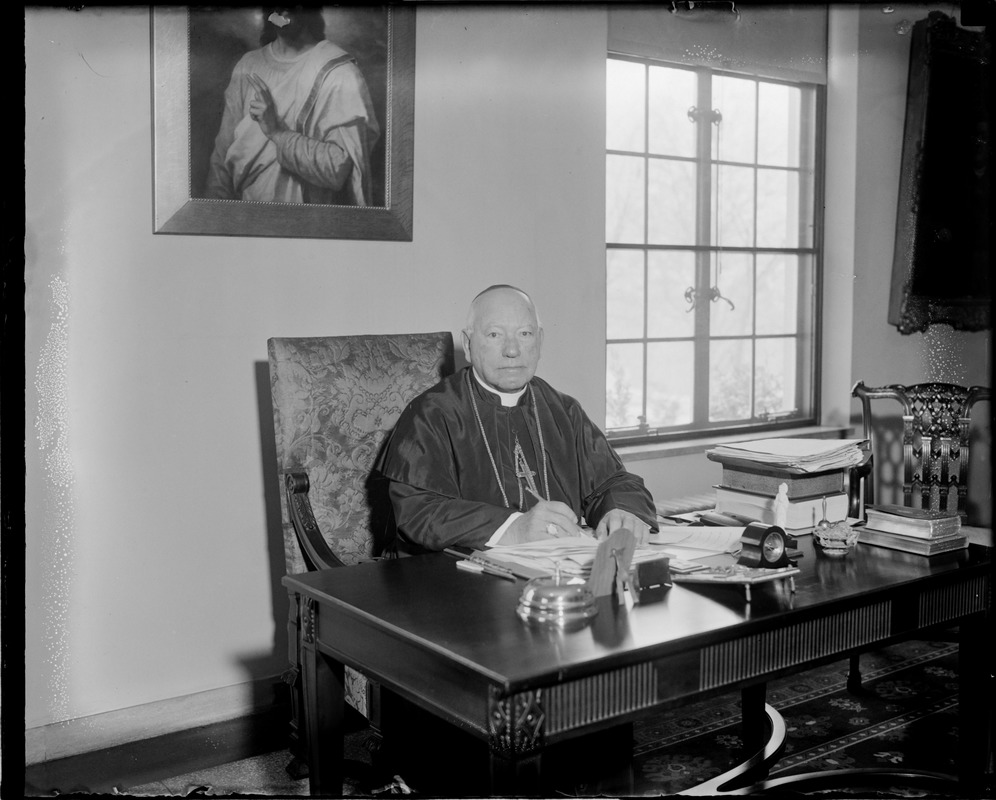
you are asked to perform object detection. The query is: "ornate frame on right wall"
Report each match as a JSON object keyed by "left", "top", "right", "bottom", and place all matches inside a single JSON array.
[{"left": 889, "top": 11, "right": 990, "bottom": 335}]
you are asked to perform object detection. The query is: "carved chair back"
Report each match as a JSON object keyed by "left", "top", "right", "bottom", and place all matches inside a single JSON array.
[{"left": 852, "top": 381, "right": 990, "bottom": 521}]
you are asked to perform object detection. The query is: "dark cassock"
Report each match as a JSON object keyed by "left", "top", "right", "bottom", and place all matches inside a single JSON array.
[{"left": 375, "top": 367, "right": 658, "bottom": 551}]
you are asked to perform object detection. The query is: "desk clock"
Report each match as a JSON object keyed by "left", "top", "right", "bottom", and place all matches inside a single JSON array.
[{"left": 737, "top": 522, "right": 799, "bottom": 568}]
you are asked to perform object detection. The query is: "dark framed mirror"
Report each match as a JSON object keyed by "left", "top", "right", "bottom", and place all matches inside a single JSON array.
[{"left": 889, "top": 11, "right": 991, "bottom": 335}]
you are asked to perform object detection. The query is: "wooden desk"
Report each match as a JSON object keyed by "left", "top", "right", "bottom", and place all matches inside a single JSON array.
[{"left": 283, "top": 537, "right": 992, "bottom": 796}]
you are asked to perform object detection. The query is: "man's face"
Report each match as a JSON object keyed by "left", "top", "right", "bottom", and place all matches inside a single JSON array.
[{"left": 462, "top": 289, "right": 544, "bottom": 393}]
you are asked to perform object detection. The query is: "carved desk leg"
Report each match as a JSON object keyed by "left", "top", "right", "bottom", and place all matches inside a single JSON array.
[
  {"left": 284, "top": 587, "right": 309, "bottom": 779},
  {"left": 487, "top": 687, "right": 546, "bottom": 795},
  {"left": 298, "top": 595, "right": 346, "bottom": 797}
]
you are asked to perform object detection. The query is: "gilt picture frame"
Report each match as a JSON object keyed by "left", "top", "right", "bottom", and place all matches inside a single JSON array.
[{"left": 152, "top": 6, "right": 414, "bottom": 241}]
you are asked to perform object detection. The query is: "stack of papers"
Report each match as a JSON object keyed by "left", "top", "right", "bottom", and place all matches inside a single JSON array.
[
  {"left": 481, "top": 539, "right": 664, "bottom": 579},
  {"left": 647, "top": 527, "right": 743, "bottom": 560},
  {"left": 483, "top": 527, "right": 743, "bottom": 577},
  {"left": 708, "top": 438, "right": 867, "bottom": 473}
]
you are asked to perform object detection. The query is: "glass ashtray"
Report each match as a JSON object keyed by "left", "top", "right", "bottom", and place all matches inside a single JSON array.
[{"left": 814, "top": 520, "right": 859, "bottom": 555}]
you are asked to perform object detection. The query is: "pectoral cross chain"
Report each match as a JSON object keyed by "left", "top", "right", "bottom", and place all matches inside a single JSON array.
[{"left": 513, "top": 437, "right": 540, "bottom": 509}]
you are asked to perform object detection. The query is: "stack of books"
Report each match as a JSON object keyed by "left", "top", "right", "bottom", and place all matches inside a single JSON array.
[
  {"left": 859, "top": 504, "right": 967, "bottom": 556},
  {"left": 712, "top": 476, "right": 850, "bottom": 533},
  {"left": 706, "top": 438, "right": 864, "bottom": 534}
]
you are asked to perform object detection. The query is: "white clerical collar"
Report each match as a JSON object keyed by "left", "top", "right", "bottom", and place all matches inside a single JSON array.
[{"left": 472, "top": 369, "right": 526, "bottom": 408}]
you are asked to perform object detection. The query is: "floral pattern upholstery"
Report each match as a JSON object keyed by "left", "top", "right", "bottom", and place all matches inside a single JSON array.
[
  {"left": 269, "top": 333, "right": 453, "bottom": 722},
  {"left": 269, "top": 333, "right": 454, "bottom": 574}
]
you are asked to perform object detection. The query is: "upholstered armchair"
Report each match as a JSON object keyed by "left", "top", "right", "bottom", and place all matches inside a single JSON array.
[{"left": 268, "top": 333, "right": 454, "bottom": 775}]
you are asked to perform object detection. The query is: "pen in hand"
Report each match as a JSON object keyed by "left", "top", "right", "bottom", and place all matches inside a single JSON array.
[{"left": 524, "top": 486, "right": 584, "bottom": 537}]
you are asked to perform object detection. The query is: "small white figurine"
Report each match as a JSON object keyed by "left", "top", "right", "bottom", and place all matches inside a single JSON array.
[{"left": 773, "top": 482, "right": 789, "bottom": 528}]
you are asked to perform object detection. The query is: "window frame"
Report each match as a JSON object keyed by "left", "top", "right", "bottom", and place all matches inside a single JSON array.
[{"left": 605, "top": 54, "right": 827, "bottom": 447}]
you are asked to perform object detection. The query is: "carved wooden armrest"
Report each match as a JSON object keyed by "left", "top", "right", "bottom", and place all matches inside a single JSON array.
[{"left": 285, "top": 472, "right": 347, "bottom": 571}]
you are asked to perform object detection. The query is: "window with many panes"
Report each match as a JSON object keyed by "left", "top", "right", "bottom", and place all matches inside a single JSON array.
[{"left": 606, "top": 56, "right": 823, "bottom": 443}]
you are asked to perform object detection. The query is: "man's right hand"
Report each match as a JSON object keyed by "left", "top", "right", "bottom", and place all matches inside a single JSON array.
[{"left": 500, "top": 500, "right": 584, "bottom": 545}]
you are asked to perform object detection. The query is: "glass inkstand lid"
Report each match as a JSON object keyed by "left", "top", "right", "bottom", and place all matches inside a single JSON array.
[{"left": 516, "top": 569, "right": 597, "bottom": 629}]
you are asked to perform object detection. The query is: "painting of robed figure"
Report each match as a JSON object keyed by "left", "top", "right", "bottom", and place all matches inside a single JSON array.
[{"left": 153, "top": 5, "right": 414, "bottom": 240}]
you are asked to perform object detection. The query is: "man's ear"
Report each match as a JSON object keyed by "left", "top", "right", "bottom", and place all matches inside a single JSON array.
[{"left": 461, "top": 329, "right": 472, "bottom": 361}]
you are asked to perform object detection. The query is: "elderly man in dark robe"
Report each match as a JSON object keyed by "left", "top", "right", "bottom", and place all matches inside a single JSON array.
[{"left": 375, "top": 285, "right": 658, "bottom": 552}]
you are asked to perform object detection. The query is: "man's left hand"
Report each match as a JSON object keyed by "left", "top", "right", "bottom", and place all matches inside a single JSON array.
[{"left": 594, "top": 509, "right": 652, "bottom": 545}]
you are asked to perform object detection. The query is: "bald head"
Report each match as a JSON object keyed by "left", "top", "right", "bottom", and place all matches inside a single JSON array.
[
  {"left": 466, "top": 285, "right": 540, "bottom": 329},
  {"left": 462, "top": 285, "right": 544, "bottom": 393}
]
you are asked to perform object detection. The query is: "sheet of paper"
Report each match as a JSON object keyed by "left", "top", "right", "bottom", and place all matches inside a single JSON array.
[
  {"left": 648, "top": 526, "right": 744, "bottom": 556},
  {"left": 719, "top": 438, "right": 866, "bottom": 458}
]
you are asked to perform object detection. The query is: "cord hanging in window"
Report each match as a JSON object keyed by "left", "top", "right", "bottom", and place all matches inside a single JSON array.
[{"left": 684, "top": 105, "right": 735, "bottom": 313}]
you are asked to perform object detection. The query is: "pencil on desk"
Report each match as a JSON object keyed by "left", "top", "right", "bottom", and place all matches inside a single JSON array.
[{"left": 456, "top": 556, "right": 517, "bottom": 581}]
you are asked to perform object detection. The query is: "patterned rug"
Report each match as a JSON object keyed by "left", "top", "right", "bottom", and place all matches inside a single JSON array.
[
  {"left": 576, "top": 638, "right": 961, "bottom": 797},
  {"left": 125, "top": 639, "right": 961, "bottom": 797}
]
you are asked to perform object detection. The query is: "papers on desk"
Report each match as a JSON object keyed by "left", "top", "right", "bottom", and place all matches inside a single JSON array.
[
  {"left": 648, "top": 527, "right": 744, "bottom": 561},
  {"left": 481, "top": 538, "right": 693, "bottom": 578},
  {"left": 708, "top": 438, "right": 867, "bottom": 472},
  {"left": 482, "top": 528, "right": 742, "bottom": 578}
]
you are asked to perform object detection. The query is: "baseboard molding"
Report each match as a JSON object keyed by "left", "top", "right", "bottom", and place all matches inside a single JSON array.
[
  {"left": 24, "top": 704, "right": 294, "bottom": 796},
  {"left": 25, "top": 673, "right": 289, "bottom": 765}
]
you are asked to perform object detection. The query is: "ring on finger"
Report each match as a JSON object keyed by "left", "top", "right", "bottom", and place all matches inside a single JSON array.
[{"left": 546, "top": 523, "right": 557, "bottom": 536}]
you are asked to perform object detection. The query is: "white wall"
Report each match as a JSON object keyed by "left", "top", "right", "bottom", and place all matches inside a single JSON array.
[
  {"left": 849, "top": 4, "right": 991, "bottom": 519},
  {"left": 851, "top": 3, "right": 990, "bottom": 389},
  {"left": 24, "top": 4, "right": 611, "bottom": 749},
  {"left": 24, "top": 3, "right": 991, "bottom": 760}
]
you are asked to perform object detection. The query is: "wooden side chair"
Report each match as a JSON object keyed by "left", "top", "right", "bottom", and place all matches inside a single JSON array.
[
  {"left": 846, "top": 380, "right": 990, "bottom": 690},
  {"left": 268, "top": 333, "right": 454, "bottom": 776},
  {"left": 849, "top": 380, "right": 991, "bottom": 521}
]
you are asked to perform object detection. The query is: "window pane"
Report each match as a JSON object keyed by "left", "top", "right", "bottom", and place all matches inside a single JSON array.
[
  {"left": 755, "top": 338, "right": 797, "bottom": 416},
  {"left": 647, "top": 251, "right": 695, "bottom": 338},
  {"left": 648, "top": 159, "right": 696, "bottom": 245},
  {"left": 709, "top": 339, "right": 752, "bottom": 422},
  {"left": 607, "top": 59, "right": 645, "bottom": 153},
  {"left": 647, "top": 342, "right": 693, "bottom": 426},
  {"left": 708, "top": 253, "right": 754, "bottom": 337},
  {"left": 606, "top": 154, "right": 645, "bottom": 243},
  {"left": 713, "top": 75, "right": 756, "bottom": 164},
  {"left": 606, "top": 343, "right": 644, "bottom": 429},
  {"left": 758, "top": 82, "right": 797, "bottom": 167},
  {"left": 607, "top": 250, "right": 644, "bottom": 339},
  {"left": 756, "top": 254, "right": 798, "bottom": 335},
  {"left": 648, "top": 65, "right": 697, "bottom": 158},
  {"left": 605, "top": 59, "right": 821, "bottom": 440},
  {"left": 712, "top": 164, "right": 754, "bottom": 247},
  {"left": 757, "top": 168, "right": 800, "bottom": 248}
]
